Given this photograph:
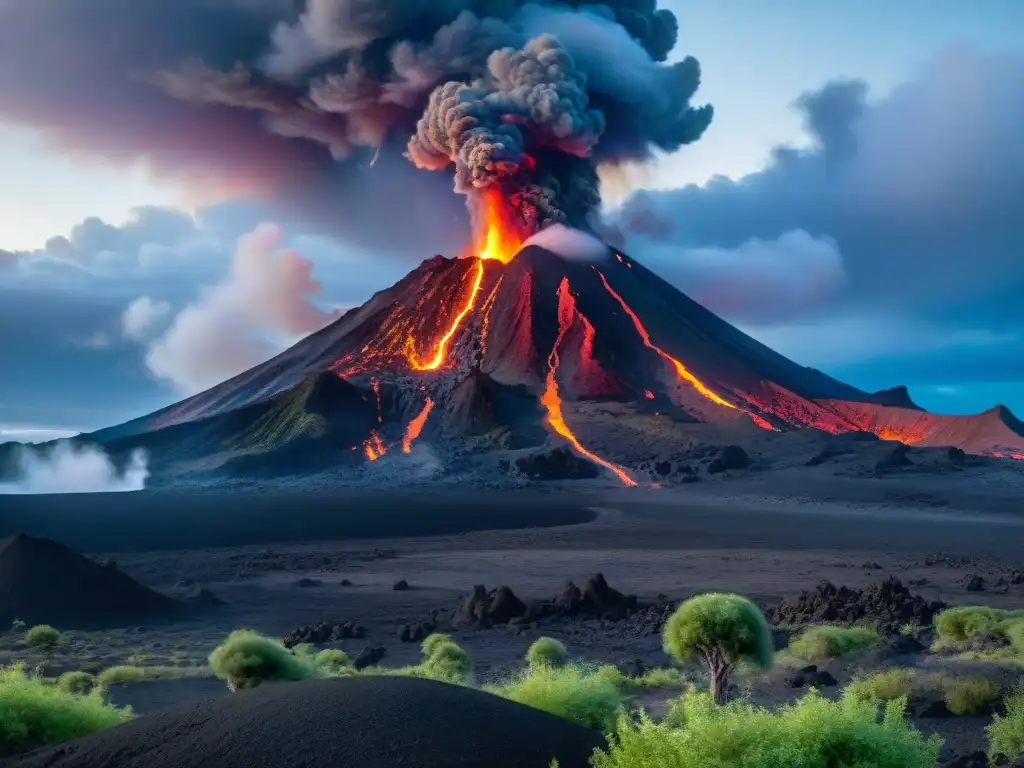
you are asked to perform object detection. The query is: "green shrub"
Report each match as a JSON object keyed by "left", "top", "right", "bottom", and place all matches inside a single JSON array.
[
  {"left": 291, "top": 643, "right": 315, "bottom": 657},
  {"left": 419, "top": 638, "right": 472, "bottom": 684},
  {"left": 789, "top": 625, "right": 879, "bottom": 660},
  {"left": 420, "top": 633, "right": 454, "bottom": 659},
  {"left": 934, "top": 606, "right": 1024, "bottom": 650},
  {"left": 96, "top": 665, "right": 208, "bottom": 686},
  {"left": 314, "top": 649, "right": 350, "bottom": 674},
  {"left": 594, "top": 665, "right": 683, "bottom": 692},
  {"left": 56, "top": 671, "right": 96, "bottom": 696},
  {"left": 209, "top": 630, "right": 320, "bottom": 691},
  {"left": 944, "top": 676, "right": 999, "bottom": 716},
  {"left": 0, "top": 664, "right": 132, "bottom": 755},
  {"left": 591, "top": 689, "right": 941, "bottom": 768},
  {"left": 987, "top": 689, "right": 1024, "bottom": 761},
  {"left": 846, "top": 669, "right": 916, "bottom": 702},
  {"left": 900, "top": 623, "right": 918, "bottom": 637},
  {"left": 24, "top": 625, "right": 61, "bottom": 652},
  {"left": 526, "top": 637, "right": 568, "bottom": 668},
  {"left": 488, "top": 663, "right": 624, "bottom": 731},
  {"left": 663, "top": 593, "right": 773, "bottom": 704}
]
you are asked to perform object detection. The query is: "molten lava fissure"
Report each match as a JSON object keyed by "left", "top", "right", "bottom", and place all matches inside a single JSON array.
[
  {"left": 407, "top": 259, "right": 487, "bottom": 371},
  {"left": 402, "top": 397, "right": 434, "bottom": 454},
  {"left": 363, "top": 431, "right": 387, "bottom": 461},
  {"left": 371, "top": 378, "right": 383, "bottom": 424},
  {"left": 594, "top": 268, "right": 736, "bottom": 411},
  {"left": 541, "top": 278, "right": 638, "bottom": 488}
]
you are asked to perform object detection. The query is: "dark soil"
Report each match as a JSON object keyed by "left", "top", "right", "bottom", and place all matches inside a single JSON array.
[{"left": 8, "top": 677, "right": 606, "bottom": 767}]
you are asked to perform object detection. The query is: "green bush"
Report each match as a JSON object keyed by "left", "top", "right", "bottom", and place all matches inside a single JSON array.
[
  {"left": 56, "top": 671, "right": 96, "bottom": 696},
  {"left": 209, "top": 630, "right": 320, "bottom": 691},
  {"left": 96, "top": 665, "right": 208, "bottom": 686},
  {"left": 314, "top": 649, "right": 350, "bottom": 674},
  {"left": 0, "top": 664, "right": 132, "bottom": 755},
  {"left": 488, "top": 663, "right": 624, "bottom": 731},
  {"left": 944, "top": 676, "right": 999, "bottom": 716},
  {"left": 987, "top": 689, "right": 1024, "bottom": 761},
  {"left": 591, "top": 690, "right": 941, "bottom": 768},
  {"left": 663, "top": 593, "right": 773, "bottom": 704},
  {"left": 419, "top": 637, "right": 472, "bottom": 684},
  {"left": 526, "top": 637, "right": 568, "bottom": 668},
  {"left": 789, "top": 625, "right": 879, "bottom": 660},
  {"left": 24, "top": 625, "right": 61, "bottom": 652},
  {"left": 420, "top": 633, "right": 454, "bottom": 659},
  {"left": 846, "top": 669, "right": 916, "bottom": 702},
  {"left": 934, "top": 606, "right": 1024, "bottom": 652}
]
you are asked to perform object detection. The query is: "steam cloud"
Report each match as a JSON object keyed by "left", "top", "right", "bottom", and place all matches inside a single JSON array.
[
  {"left": 0, "top": 444, "right": 148, "bottom": 495},
  {"left": 0, "top": 1, "right": 711, "bottom": 250}
]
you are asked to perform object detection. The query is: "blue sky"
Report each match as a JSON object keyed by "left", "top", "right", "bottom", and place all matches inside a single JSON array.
[{"left": 0, "top": 0, "right": 1021, "bottom": 438}]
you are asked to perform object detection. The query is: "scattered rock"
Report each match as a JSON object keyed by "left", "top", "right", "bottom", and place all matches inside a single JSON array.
[
  {"left": 889, "top": 635, "right": 926, "bottom": 654},
  {"left": 617, "top": 659, "right": 646, "bottom": 678},
  {"left": 942, "top": 751, "right": 989, "bottom": 768},
  {"left": 283, "top": 621, "right": 367, "bottom": 647},
  {"left": 961, "top": 574, "right": 986, "bottom": 592},
  {"left": 806, "top": 445, "right": 847, "bottom": 467},
  {"left": 766, "top": 577, "right": 946, "bottom": 635},
  {"left": 875, "top": 444, "right": 913, "bottom": 472},
  {"left": 399, "top": 621, "right": 436, "bottom": 643},
  {"left": 947, "top": 447, "right": 967, "bottom": 465},
  {"left": 785, "top": 665, "right": 838, "bottom": 688},
  {"left": 294, "top": 578, "right": 323, "bottom": 588},
  {"left": 861, "top": 561, "right": 883, "bottom": 570},
  {"left": 353, "top": 645, "right": 386, "bottom": 670},
  {"left": 515, "top": 447, "right": 600, "bottom": 481},
  {"left": 453, "top": 585, "right": 527, "bottom": 630},
  {"left": 707, "top": 445, "right": 752, "bottom": 474},
  {"left": 340, "top": 579, "right": 354, "bottom": 587},
  {"left": 488, "top": 586, "right": 528, "bottom": 625},
  {"left": 392, "top": 580, "right": 410, "bottom": 591},
  {"left": 908, "top": 578, "right": 929, "bottom": 587}
]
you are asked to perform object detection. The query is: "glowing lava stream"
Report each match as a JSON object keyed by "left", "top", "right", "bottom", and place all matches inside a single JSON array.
[
  {"left": 402, "top": 397, "right": 434, "bottom": 453},
  {"left": 407, "top": 206, "right": 520, "bottom": 371},
  {"left": 363, "top": 431, "right": 386, "bottom": 461},
  {"left": 541, "top": 278, "right": 638, "bottom": 488}
]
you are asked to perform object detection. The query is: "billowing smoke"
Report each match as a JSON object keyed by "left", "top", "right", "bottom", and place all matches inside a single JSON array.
[
  {"left": 0, "top": 444, "right": 148, "bottom": 495},
  {"left": 0, "top": 1, "right": 711, "bottom": 252},
  {"left": 523, "top": 224, "right": 609, "bottom": 262}
]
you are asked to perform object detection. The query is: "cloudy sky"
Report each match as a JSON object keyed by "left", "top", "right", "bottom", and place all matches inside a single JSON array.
[{"left": 1, "top": 0, "right": 1022, "bottom": 440}]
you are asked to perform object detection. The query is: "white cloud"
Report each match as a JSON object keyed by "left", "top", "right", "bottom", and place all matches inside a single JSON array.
[
  {"left": 0, "top": 443, "right": 148, "bottom": 494},
  {"left": 122, "top": 296, "right": 172, "bottom": 341},
  {"left": 143, "top": 223, "right": 341, "bottom": 395}
]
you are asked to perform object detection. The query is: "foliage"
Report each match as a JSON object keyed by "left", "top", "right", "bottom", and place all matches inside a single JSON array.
[
  {"left": 209, "top": 630, "right": 320, "bottom": 691},
  {"left": 0, "top": 664, "right": 132, "bottom": 755},
  {"left": 314, "top": 649, "right": 350, "bottom": 674},
  {"left": 788, "top": 625, "right": 879, "bottom": 660},
  {"left": 56, "top": 671, "right": 97, "bottom": 696},
  {"left": 24, "top": 625, "right": 61, "bottom": 652},
  {"left": 591, "top": 690, "right": 941, "bottom": 768},
  {"left": 487, "top": 663, "right": 624, "bottom": 732},
  {"left": 933, "top": 606, "right": 1024, "bottom": 656},
  {"left": 596, "top": 665, "right": 683, "bottom": 692},
  {"left": 846, "top": 669, "right": 917, "bottom": 702},
  {"left": 943, "top": 676, "right": 999, "bottom": 716},
  {"left": 987, "top": 688, "right": 1024, "bottom": 761},
  {"left": 663, "top": 593, "right": 772, "bottom": 703},
  {"left": 420, "top": 633, "right": 453, "bottom": 658},
  {"left": 899, "top": 623, "right": 919, "bottom": 637},
  {"left": 526, "top": 637, "right": 568, "bottom": 668},
  {"left": 418, "top": 637, "right": 472, "bottom": 684},
  {"left": 96, "top": 665, "right": 208, "bottom": 686}
]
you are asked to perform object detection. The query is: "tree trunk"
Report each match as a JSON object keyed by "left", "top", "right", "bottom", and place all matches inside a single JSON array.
[{"left": 706, "top": 651, "right": 730, "bottom": 705}]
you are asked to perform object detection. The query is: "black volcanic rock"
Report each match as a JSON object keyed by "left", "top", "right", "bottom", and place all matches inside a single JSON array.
[
  {"left": 875, "top": 444, "right": 913, "bottom": 472},
  {"left": 766, "top": 577, "right": 946, "bottom": 635},
  {"left": 865, "top": 385, "right": 923, "bottom": 410},
  {"left": 708, "top": 445, "right": 752, "bottom": 474},
  {"left": 516, "top": 447, "right": 600, "bottom": 481},
  {"left": 0, "top": 533, "right": 179, "bottom": 630},
  {"left": 283, "top": 621, "right": 367, "bottom": 647},
  {"left": 453, "top": 585, "right": 527, "bottom": 630}
]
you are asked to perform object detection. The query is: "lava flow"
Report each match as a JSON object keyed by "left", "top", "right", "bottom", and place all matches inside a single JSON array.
[
  {"left": 541, "top": 278, "right": 638, "bottom": 487},
  {"left": 406, "top": 196, "right": 521, "bottom": 371},
  {"left": 402, "top": 397, "right": 434, "bottom": 453},
  {"left": 363, "top": 431, "right": 386, "bottom": 461},
  {"left": 594, "top": 268, "right": 736, "bottom": 411}
]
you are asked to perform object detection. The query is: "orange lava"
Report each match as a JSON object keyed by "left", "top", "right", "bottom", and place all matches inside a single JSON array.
[
  {"left": 644, "top": 389, "right": 655, "bottom": 400},
  {"left": 402, "top": 397, "right": 434, "bottom": 454},
  {"left": 594, "top": 268, "right": 735, "bottom": 411},
  {"left": 541, "top": 278, "right": 637, "bottom": 488},
  {"left": 363, "top": 431, "right": 386, "bottom": 461},
  {"left": 406, "top": 196, "right": 521, "bottom": 371}
]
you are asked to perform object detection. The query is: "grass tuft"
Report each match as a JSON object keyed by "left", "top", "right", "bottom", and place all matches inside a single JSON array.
[
  {"left": 96, "top": 665, "right": 209, "bottom": 687},
  {"left": 56, "top": 671, "right": 96, "bottom": 696},
  {"left": 24, "top": 625, "right": 61, "bottom": 652},
  {"left": 487, "top": 663, "right": 624, "bottom": 731},
  {"left": 987, "top": 688, "right": 1024, "bottom": 761},
  {"left": 209, "top": 630, "right": 320, "bottom": 691},
  {"left": 846, "top": 669, "right": 916, "bottom": 702},
  {"left": 0, "top": 664, "right": 132, "bottom": 755},
  {"left": 944, "top": 676, "right": 999, "bottom": 716},
  {"left": 789, "top": 625, "right": 879, "bottom": 660},
  {"left": 526, "top": 637, "right": 568, "bottom": 669}
]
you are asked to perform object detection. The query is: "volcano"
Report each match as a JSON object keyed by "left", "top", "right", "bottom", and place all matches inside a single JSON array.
[{"left": 70, "top": 231, "right": 1024, "bottom": 487}]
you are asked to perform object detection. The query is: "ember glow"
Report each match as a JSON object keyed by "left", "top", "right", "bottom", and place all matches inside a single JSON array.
[
  {"left": 477, "top": 191, "right": 524, "bottom": 265},
  {"left": 594, "top": 268, "right": 735, "bottom": 411},
  {"left": 371, "top": 378, "right": 383, "bottom": 424},
  {"left": 402, "top": 397, "right": 434, "bottom": 453},
  {"left": 363, "top": 431, "right": 387, "bottom": 461},
  {"left": 541, "top": 278, "right": 637, "bottom": 488}
]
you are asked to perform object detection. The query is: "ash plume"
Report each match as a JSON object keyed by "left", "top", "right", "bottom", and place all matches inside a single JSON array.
[{"left": 0, "top": 0, "right": 712, "bottom": 249}]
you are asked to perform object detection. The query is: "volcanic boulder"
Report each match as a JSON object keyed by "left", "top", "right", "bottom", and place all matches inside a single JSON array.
[
  {"left": 453, "top": 585, "right": 527, "bottom": 630},
  {"left": 283, "top": 621, "right": 367, "bottom": 648},
  {"left": 707, "top": 446, "right": 752, "bottom": 474},
  {"left": 515, "top": 447, "right": 600, "bottom": 481},
  {"left": 766, "top": 577, "right": 946, "bottom": 635},
  {"left": 0, "top": 533, "right": 179, "bottom": 630}
]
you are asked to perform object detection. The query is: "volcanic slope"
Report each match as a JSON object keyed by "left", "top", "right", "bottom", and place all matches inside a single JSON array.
[{"left": 79, "top": 243, "right": 1024, "bottom": 481}]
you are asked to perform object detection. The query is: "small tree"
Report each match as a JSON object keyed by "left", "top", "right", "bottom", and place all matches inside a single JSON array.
[
  {"left": 662, "top": 593, "right": 773, "bottom": 704},
  {"left": 526, "top": 637, "right": 568, "bottom": 669}
]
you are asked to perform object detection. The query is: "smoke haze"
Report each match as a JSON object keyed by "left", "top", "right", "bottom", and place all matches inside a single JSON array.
[{"left": 0, "top": 444, "right": 148, "bottom": 495}]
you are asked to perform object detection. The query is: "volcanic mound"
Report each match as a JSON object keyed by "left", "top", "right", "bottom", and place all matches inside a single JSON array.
[
  {"left": 0, "top": 533, "right": 180, "bottom": 630},
  {"left": 71, "top": 239, "right": 1024, "bottom": 486},
  {"left": 8, "top": 676, "right": 606, "bottom": 768}
]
